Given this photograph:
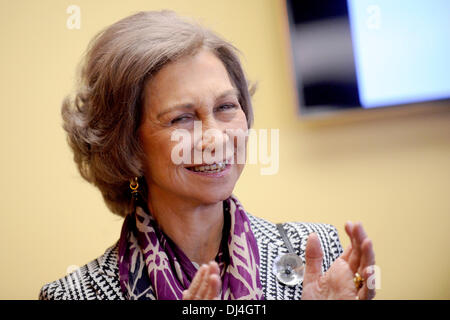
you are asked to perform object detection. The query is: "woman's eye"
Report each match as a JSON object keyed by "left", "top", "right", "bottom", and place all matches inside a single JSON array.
[
  {"left": 171, "top": 114, "right": 193, "bottom": 124},
  {"left": 216, "top": 104, "right": 237, "bottom": 112}
]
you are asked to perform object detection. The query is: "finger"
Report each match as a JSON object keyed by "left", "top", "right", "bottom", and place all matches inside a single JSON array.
[
  {"left": 358, "top": 264, "right": 376, "bottom": 300},
  {"left": 345, "top": 221, "right": 353, "bottom": 239},
  {"left": 355, "top": 223, "right": 368, "bottom": 245},
  {"left": 359, "top": 238, "right": 375, "bottom": 272},
  {"left": 184, "top": 264, "right": 207, "bottom": 300},
  {"left": 340, "top": 244, "right": 352, "bottom": 261},
  {"left": 196, "top": 265, "right": 212, "bottom": 299},
  {"left": 358, "top": 239, "right": 376, "bottom": 300},
  {"left": 340, "top": 221, "right": 353, "bottom": 261},
  {"left": 348, "top": 222, "right": 367, "bottom": 273},
  {"left": 303, "top": 233, "right": 324, "bottom": 285},
  {"left": 346, "top": 223, "right": 360, "bottom": 273},
  {"left": 208, "top": 261, "right": 220, "bottom": 276},
  {"left": 206, "top": 274, "right": 221, "bottom": 300},
  {"left": 364, "top": 265, "right": 377, "bottom": 300},
  {"left": 195, "top": 262, "right": 221, "bottom": 299},
  {"left": 205, "top": 261, "right": 221, "bottom": 299}
]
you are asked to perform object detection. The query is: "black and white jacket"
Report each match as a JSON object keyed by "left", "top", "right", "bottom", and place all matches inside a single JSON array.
[{"left": 39, "top": 214, "right": 343, "bottom": 300}]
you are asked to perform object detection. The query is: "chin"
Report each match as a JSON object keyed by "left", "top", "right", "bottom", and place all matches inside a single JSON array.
[{"left": 192, "top": 184, "right": 235, "bottom": 205}]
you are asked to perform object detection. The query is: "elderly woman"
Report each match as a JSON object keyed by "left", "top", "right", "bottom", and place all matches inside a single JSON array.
[{"left": 40, "top": 11, "right": 375, "bottom": 300}]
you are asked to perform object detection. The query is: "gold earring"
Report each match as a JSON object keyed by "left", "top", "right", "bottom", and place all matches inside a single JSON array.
[{"left": 129, "top": 177, "right": 139, "bottom": 200}]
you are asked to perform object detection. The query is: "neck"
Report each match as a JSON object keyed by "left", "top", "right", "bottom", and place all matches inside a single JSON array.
[{"left": 146, "top": 187, "right": 225, "bottom": 265}]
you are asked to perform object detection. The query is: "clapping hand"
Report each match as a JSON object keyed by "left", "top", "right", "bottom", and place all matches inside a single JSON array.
[
  {"left": 182, "top": 261, "right": 221, "bottom": 300},
  {"left": 302, "top": 222, "right": 376, "bottom": 300}
]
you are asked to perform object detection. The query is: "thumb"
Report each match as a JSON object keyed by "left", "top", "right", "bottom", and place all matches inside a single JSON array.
[{"left": 303, "top": 233, "right": 324, "bottom": 285}]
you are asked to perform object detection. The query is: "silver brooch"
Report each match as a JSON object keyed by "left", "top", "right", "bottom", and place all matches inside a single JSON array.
[{"left": 274, "top": 224, "right": 304, "bottom": 286}]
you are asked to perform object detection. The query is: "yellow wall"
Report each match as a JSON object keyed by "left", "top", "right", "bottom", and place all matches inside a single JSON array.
[{"left": 1, "top": 0, "right": 449, "bottom": 299}]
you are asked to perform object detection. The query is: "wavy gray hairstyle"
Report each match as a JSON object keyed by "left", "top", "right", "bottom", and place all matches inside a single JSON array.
[{"left": 62, "top": 10, "right": 255, "bottom": 217}]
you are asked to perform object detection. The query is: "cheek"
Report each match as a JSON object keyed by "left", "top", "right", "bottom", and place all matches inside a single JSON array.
[
  {"left": 140, "top": 131, "right": 178, "bottom": 172},
  {"left": 235, "top": 163, "right": 245, "bottom": 175},
  {"left": 228, "top": 111, "right": 249, "bottom": 158},
  {"left": 236, "top": 109, "right": 249, "bottom": 129}
]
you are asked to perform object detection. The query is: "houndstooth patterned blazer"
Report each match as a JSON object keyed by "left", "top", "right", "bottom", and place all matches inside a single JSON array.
[{"left": 39, "top": 214, "right": 343, "bottom": 300}]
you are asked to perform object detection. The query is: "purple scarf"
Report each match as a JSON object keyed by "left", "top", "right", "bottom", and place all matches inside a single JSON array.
[{"left": 118, "top": 195, "right": 264, "bottom": 300}]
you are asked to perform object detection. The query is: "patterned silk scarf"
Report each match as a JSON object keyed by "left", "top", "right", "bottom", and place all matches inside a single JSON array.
[{"left": 118, "top": 196, "right": 264, "bottom": 300}]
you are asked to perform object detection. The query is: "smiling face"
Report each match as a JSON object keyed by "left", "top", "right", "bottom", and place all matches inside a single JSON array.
[{"left": 138, "top": 48, "right": 249, "bottom": 206}]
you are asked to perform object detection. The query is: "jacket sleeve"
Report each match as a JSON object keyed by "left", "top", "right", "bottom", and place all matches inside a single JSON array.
[{"left": 39, "top": 280, "right": 69, "bottom": 300}]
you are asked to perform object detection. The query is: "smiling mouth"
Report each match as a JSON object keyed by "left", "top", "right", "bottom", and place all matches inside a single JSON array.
[{"left": 185, "top": 162, "right": 228, "bottom": 173}]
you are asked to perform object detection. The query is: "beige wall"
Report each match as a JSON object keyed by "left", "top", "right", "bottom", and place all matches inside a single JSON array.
[{"left": 1, "top": 0, "right": 449, "bottom": 299}]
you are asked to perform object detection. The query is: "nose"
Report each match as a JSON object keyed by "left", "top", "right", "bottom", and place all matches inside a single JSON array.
[
  {"left": 194, "top": 120, "right": 230, "bottom": 154},
  {"left": 194, "top": 129, "right": 230, "bottom": 152}
]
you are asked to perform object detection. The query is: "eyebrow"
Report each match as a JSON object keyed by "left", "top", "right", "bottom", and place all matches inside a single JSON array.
[{"left": 156, "top": 88, "right": 240, "bottom": 120}]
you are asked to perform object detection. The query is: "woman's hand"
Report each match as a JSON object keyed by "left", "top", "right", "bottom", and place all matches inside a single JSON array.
[
  {"left": 302, "top": 222, "right": 376, "bottom": 300},
  {"left": 182, "top": 261, "right": 222, "bottom": 300}
]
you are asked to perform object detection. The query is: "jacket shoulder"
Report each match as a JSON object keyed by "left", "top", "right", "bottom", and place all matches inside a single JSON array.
[{"left": 39, "top": 242, "right": 124, "bottom": 300}]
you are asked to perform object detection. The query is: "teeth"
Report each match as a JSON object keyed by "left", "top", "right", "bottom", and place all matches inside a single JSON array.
[{"left": 191, "top": 162, "right": 226, "bottom": 173}]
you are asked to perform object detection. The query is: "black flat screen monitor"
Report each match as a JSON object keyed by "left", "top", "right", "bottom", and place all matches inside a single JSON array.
[{"left": 285, "top": 0, "right": 450, "bottom": 117}]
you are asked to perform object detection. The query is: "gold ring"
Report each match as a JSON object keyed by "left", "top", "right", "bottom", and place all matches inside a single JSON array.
[{"left": 353, "top": 272, "right": 364, "bottom": 290}]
